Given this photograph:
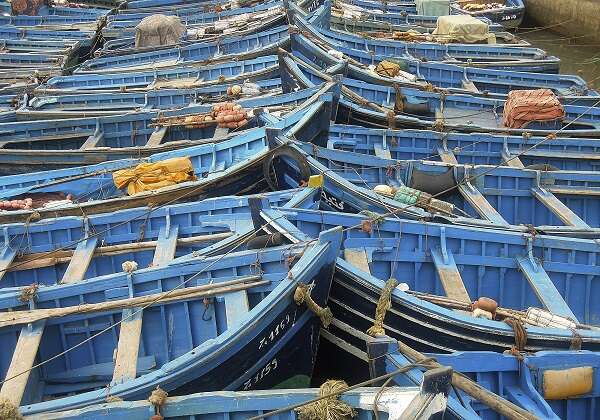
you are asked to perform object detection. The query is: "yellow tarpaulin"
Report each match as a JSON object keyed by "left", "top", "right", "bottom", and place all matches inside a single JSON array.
[
  {"left": 433, "top": 15, "right": 495, "bottom": 44},
  {"left": 113, "top": 157, "right": 197, "bottom": 196}
]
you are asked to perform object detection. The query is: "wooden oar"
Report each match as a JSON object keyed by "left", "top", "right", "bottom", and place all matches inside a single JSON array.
[{"left": 1, "top": 276, "right": 268, "bottom": 328}]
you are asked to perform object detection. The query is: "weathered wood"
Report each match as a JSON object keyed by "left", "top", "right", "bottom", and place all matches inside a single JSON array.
[
  {"left": 430, "top": 247, "right": 471, "bottom": 303},
  {"left": 344, "top": 248, "right": 371, "bottom": 273},
  {"left": 79, "top": 132, "right": 104, "bottom": 150},
  {"left": 501, "top": 148, "right": 525, "bottom": 168},
  {"left": 212, "top": 127, "right": 230, "bottom": 140},
  {"left": 396, "top": 340, "right": 538, "bottom": 420},
  {"left": 461, "top": 79, "right": 480, "bottom": 93},
  {"left": 145, "top": 126, "right": 167, "bottom": 147},
  {"left": 60, "top": 237, "right": 98, "bottom": 284},
  {"left": 1, "top": 277, "right": 266, "bottom": 328},
  {"left": 0, "top": 321, "right": 45, "bottom": 405},
  {"left": 436, "top": 145, "right": 458, "bottom": 164},
  {"left": 458, "top": 182, "right": 509, "bottom": 226},
  {"left": 152, "top": 225, "right": 179, "bottom": 267},
  {"left": 532, "top": 186, "right": 590, "bottom": 229},
  {"left": 10, "top": 232, "right": 233, "bottom": 272},
  {"left": 0, "top": 246, "right": 17, "bottom": 282},
  {"left": 224, "top": 290, "right": 250, "bottom": 327},
  {"left": 373, "top": 144, "right": 391, "bottom": 160},
  {"left": 112, "top": 309, "right": 143, "bottom": 383}
]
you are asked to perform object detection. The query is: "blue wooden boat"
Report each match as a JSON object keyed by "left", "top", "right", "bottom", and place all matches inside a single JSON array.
[
  {"left": 25, "top": 78, "right": 281, "bottom": 115},
  {"left": 0, "top": 227, "right": 342, "bottom": 415},
  {"left": 268, "top": 134, "right": 600, "bottom": 237},
  {"left": 279, "top": 51, "right": 600, "bottom": 136},
  {"left": 289, "top": 22, "right": 597, "bottom": 103},
  {"left": 259, "top": 206, "right": 600, "bottom": 353},
  {"left": 0, "top": 89, "right": 334, "bottom": 222},
  {"left": 0, "top": 83, "right": 334, "bottom": 172},
  {"left": 0, "top": 189, "right": 306, "bottom": 290},
  {"left": 328, "top": 124, "right": 600, "bottom": 171},
  {"left": 38, "top": 55, "right": 279, "bottom": 93},
  {"left": 450, "top": 0, "right": 525, "bottom": 29},
  {"left": 74, "top": 25, "right": 290, "bottom": 73},
  {"left": 295, "top": 2, "right": 558, "bottom": 73},
  {"left": 0, "top": 27, "right": 95, "bottom": 41},
  {"left": 34, "top": 385, "right": 451, "bottom": 419},
  {"left": 369, "top": 338, "right": 599, "bottom": 419}
]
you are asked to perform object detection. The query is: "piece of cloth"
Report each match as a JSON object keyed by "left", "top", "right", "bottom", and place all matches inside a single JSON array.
[
  {"left": 502, "top": 89, "right": 565, "bottom": 129},
  {"left": 415, "top": 0, "right": 450, "bottom": 16},
  {"left": 135, "top": 14, "right": 186, "bottom": 48},
  {"left": 113, "top": 157, "right": 196, "bottom": 196},
  {"left": 433, "top": 15, "right": 494, "bottom": 44}
]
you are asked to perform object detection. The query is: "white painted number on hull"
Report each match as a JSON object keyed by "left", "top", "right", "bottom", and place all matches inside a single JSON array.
[{"left": 243, "top": 358, "right": 278, "bottom": 390}]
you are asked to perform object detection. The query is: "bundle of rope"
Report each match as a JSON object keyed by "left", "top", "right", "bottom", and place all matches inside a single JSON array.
[
  {"left": 0, "top": 397, "right": 22, "bottom": 420},
  {"left": 149, "top": 386, "right": 169, "bottom": 420},
  {"left": 296, "top": 380, "right": 356, "bottom": 420},
  {"left": 294, "top": 284, "right": 333, "bottom": 328},
  {"left": 367, "top": 278, "right": 399, "bottom": 336},
  {"left": 504, "top": 317, "right": 527, "bottom": 360}
]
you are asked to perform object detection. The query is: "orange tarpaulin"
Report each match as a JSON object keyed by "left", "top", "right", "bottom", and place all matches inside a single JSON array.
[
  {"left": 502, "top": 89, "right": 565, "bottom": 129},
  {"left": 113, "top": 157, "right": 197, "bottom": 196}
]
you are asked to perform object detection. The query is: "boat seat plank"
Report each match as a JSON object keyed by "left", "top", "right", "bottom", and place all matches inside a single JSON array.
[
  {"left": 49, "top": 355, "right": 155, "bottom": 383},
  {"left": 531, "top": 186, "right": 590, "bottom": 229},
  {"left": 374, "top": 143, "right": 391, "bottom": 160},
  {"left": 224, "top": 290, "right": 250, "bottom": 328},
  {"left": 79, "top": 131, "right": 104, "bottom": 150},
  {"left": 457, "top": 184, "right": 509, "bottom": 226},
  {"left": 461, "top": 79, "right": 480, "bottom": 93},
  {"left": 0, "top": 130, "right": 95, "bottom": 148},
  {"left": 212, "top": 127, "right": 229, "bottom": 140},
  {"left": 112, "top": 309, "right": 143, "bottom": 384},
  {"left": 145, "top": 126, "right": 167, "bottom": 147},
  {"left": 0, "top": 320, "right": 45, "bottom": 406},
  {"left": 437, "top": 145, "right": 458, "bottom": 164},
  {"left": 344, "top": 248, "right": 371, "bottom": 273},
  {"left": 152, "top": 225, "right": 179, "bottom": 267},
  {"left": 516, "top": 256, "right": 578, "bottom": 321},
  {"left": 60, "top": 236, "right": 98, "bottom": 284},
  {"left": 0, "top": 246, "right": 17, "bottom": 282},
  {"left": 501, "top": 148, "right": 525, "bottom": 168},
  {"left": 430, "top": 247, "right": 471, "bottom": 303}
]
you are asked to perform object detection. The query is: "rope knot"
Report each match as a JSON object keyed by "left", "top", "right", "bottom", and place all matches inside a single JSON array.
[
  {"left": 294, "top": 284, "right": 333, "bottom": 328},
  {"left": 504, "top": 317, "right": 527, "bottom": 360},
  {"left": 148, "top": 386, "right": 168, "bottom": 419},
  {"left": 122, "top": 260, "right": 139, "bottom": 273},
  {"left": 367, "top": 278, "right": 398, "bottom": 337},
  {"left": 0, "top": 397, "right": 23, "bottom": 420},
  {"left": 19, "top": 283, "right": 38, "bottom": 303},
  {"left": 296, "top": 380, "right": 356, "bottom": 420}
]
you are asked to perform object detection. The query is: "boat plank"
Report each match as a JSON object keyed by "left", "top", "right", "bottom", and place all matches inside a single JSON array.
[
  {"left": 516, "top": 256, "right": 578, "bottom": 321},
  {"left": 531, "top": 186, "right": 590, "bottom": 229},
  {"left": 60, "top": 237, "right": 98, "bottom": 284},
  {"left": 344, "top": 248, "right": 371, "bottom": 273},
  {"left": 430, "top": 247, "right": 471, "bottom": 303},
  {"left": 224, "top": 290, "right": 250, "bottom": 327},
  {"left": 145, "top": 126, "right": 167, "bottom": 147},
  {"left": 0, "top": 321, "right": 45, "bottom": 405},
  {"left": 0, "top": 246, "right": 17, "bottom": 282},
  {"left": 374, "top": 143, "right": 391, "bottom": 160},
  {"left": 458, "top": 183, "right": 509, "bottom": 226},
  {"left": 112, "top": 309, "right": 143, "bottom": 383}
]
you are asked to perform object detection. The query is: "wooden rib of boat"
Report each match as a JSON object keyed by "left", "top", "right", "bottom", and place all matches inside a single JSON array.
[
  {"left": 369, "top": 337, "right": 598, "bottom": 419},
  {"left": 0, "top": 83, "right": 335, "bottom": 173},
  {"left": 35, "top": 385, "right": 451, "bottom": 419},
  {"left": 261, "top": 206, "right": 600, "bottom": 353},
  {"left": 0, "top": 229, "right": 342, "bottom": 415}
]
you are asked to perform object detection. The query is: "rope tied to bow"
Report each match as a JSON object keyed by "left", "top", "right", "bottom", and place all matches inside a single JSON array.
[
  {"left": 0, "top": 398, "right": 22, "bottom": 420},
  {"left": 19, "top": 283, "right": 38, "bottom": 303},
  {"left": 504, "top": 317, "right": 527, "bottom": 360},
  {"left": 294, "top": 284, "right": 333, "bottom": 328},
  {"left": 367, "top": 278, "right": 399, "bottom": 337},
  {"left": 296, "top": 380, "right": 356, "bottom": 420},
  {"left": 148, "top": 386, "right": 168, "bottom": 420}
]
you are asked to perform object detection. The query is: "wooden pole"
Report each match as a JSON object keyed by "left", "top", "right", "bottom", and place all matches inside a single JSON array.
[
  {"left": 1, "top": 276, "right": 267, "bottom": 328},
  {"left": 396, "top": 341, "right": 539, "bottom": 420}
]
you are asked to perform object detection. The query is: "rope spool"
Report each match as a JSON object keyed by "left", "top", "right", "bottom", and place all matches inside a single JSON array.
[
  {"left": 0, "top": 397, "right": 23, "bottom": 420},
  {"left": 367, "top": 278, "right": 399, "bottom": 337},
  {"left": 296, "top": 380, "right": 356, "bottom": 420},
  {"left": 294, "top": 284, "right": 333, "bottom": 328}
]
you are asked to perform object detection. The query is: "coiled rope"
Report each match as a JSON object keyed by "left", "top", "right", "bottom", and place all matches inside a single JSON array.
[
  {"left": 367, "top": 278, "right": 399, "bottom": 337},
  {"left": 149, "top": 386, "right": 169, "bottom": 420},
  {"left": 0, "top": 397, "right": 22, "bottom": 420},
  {"left": 296, "top": 380, "right": 356, "bottom": 420},
  {"left": 504, "top": 317, "right": 527, "bottom": 360},
  {"left": 294, "top": 284, "right": 333, "bottom": 328}
]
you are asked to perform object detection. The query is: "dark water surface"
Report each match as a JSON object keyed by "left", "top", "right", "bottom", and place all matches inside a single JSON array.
[{"left": 516, "top": 28, "right": 600, "bottom": 90}]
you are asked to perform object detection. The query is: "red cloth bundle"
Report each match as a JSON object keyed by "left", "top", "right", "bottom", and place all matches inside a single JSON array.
[{"left": 502, "top": 89, "right": 565, "bottom": 129}]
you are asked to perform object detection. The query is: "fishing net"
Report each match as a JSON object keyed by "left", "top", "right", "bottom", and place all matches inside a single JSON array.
[{"left": 135, "top": 14, "right": 186, "bottom": 48}]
